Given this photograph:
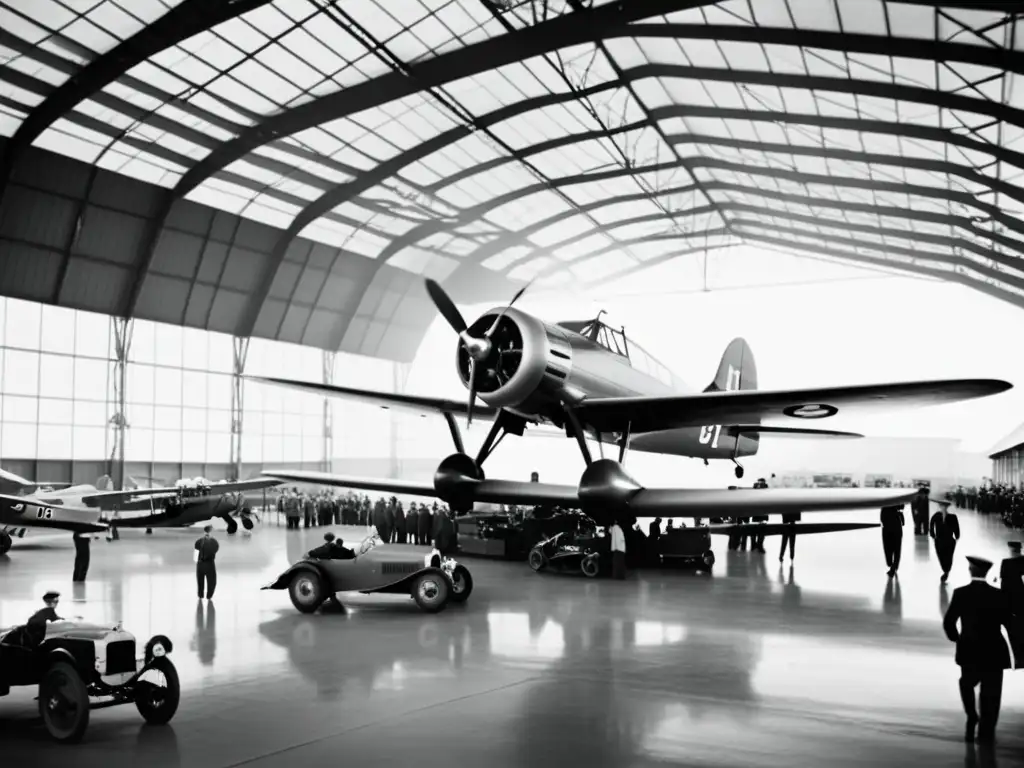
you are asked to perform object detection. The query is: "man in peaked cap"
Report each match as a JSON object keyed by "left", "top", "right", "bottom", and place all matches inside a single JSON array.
[
  {"left": 1000, "top": 540, "right": 1024, "bottom": 669},
  {"left": 942, "top": 555, "right": 1012, "bottom": 743}
]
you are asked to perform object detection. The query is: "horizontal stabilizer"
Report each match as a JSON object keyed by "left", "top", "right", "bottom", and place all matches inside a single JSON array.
[
  {"left": 705, "top": 521, "right": 880, "bottom": 537},
  {"left": 726, "top": 425, "right": 863, "bottom": 439},
  {"left": 576, "top": 378, "right": 1011, "bottom": 434}
]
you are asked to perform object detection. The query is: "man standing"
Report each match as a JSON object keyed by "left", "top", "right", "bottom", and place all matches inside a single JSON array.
[
  {"left": 880, "top": 504, "right": 905, "bottom": 577},
  {"left": 930, "top": 499, "right": 961, "bottom": 582},
  {"left": 72, "top": 531, "right": 91, "bottom": 583},
  {"left": 779, "top": 511, "right": 801, "bottom": 562},
  {"left": 395, "top": 501, "right": 407, "bottom": 544},
  {"left": 999, "top": 540, "right": 1024, "bottom": 669},
  {"left": 610, "top": 518, "right": 627, "bottom": 580},
  {"left": 942, "top": 556, "right": 1012, "bottom": 743},
  {"left": 385, "top": 497, "right": 397, "bottom": 543},
  {"left": 912, "top": 487, "right": 930, "bottom": 536},
  {"left": 433, "top": 508, "right": 457, "bottom": 555},
  {"left": 407, "top": 503, "right": 420, "bottom": 545},
  {"left": 372, "top": 497, "right": 389, "bottom": 542},
  {"left": 419, "top": 503, "right": 434, "bottom": 548},
  {"left": 195, "top": 525, "right": 220, "bottom": 600}
]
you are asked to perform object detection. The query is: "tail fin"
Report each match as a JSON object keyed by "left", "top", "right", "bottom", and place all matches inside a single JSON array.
[
  {"left": 96, "top": 474, "right": 115, "bottom": 491},
  {"left": 704, "top": 338, "right": 757, "bottom": 393}
]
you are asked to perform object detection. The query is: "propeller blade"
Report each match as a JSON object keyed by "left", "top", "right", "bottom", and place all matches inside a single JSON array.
[
  {"left": 484, "top": 278, "right": 533, "bottom": 338},
  {"left": 425, "top": 278, "right": 467, "bottom": 335},
  {"left": 467, "top": 358, "right": 478, "bottom": 427}
]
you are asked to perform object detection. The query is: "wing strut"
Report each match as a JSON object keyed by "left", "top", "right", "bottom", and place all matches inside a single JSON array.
[
  {"left": 563, "top": 405, "right": 593, "bottom": 466},
  {"left": 443, "top": 411, "right": 464, "bottom": 454}
]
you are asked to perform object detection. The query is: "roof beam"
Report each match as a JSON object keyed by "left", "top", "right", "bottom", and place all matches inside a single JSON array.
[
  {"left": 168, "top": 17, "right": 1024, "bottom": 205},
  {"left": 0, "top": 0, "right": 273, "bottom": 195},
  {"left": 623, "top": 23, "right": 1024, "bottom": 76},
  {"left": 170, "top": 1, "right": 720, "bottom": 200}
]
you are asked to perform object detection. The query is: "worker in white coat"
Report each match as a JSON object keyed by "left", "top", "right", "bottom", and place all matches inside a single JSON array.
[{"left": 610, "top": 519, "right": 627, "bottom": 580}]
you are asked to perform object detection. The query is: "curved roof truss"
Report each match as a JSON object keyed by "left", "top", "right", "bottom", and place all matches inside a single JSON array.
[{"left": 2, "top": 0, "right": 1024, "bottom": 357}]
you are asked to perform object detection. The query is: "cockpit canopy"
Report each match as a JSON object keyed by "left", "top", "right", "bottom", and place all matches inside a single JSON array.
[
  {"left": 557, "top": 314, "right": 675, "bottom": 388},
  {"left": 557, "top": 316, "right": 629, "bottom": 359}
]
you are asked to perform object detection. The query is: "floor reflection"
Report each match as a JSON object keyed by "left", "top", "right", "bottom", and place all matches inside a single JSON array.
[{"left": 1, "top": 516, "right": 1023, "bottom": 767}]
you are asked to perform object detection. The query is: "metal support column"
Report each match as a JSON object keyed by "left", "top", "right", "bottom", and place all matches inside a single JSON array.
[
  {"left": 322, "top": 351, "right": 336, "bottom": 471},
  {"left": 107, "top": 317, "right": 133, "bottom": 490},
  {"left": 390, "top": 362, "right": 412, "bottom": 477},
  {"left": 229, "top": 337, "right": 250, "bottom": 481}
]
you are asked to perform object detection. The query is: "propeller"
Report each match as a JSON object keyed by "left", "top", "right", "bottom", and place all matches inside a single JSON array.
[{"left": 424, "top": 277, "right": 533, "bottom": 427}]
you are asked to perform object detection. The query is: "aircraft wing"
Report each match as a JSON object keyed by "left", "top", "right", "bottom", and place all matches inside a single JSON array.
[
  {"left": 79, "top": 478, "right": 281, "bottom": 507},
  {"left": 0, "top": 494, "right": 107, "bottom": 533},
  {"left": 262, "top": 470, "right": 916, "bottom": 517},
  {"left": 247, "top": 376, "right": 500, "bottom": 421},
  {"left": 704, "top": 521, "right": 879, "bottom": 536},
  {"left": 724, "top": 425, "right": 863, "bottom": 439},
  {"left": 574, "top": 379, "right": 1011, "bottom": 434}
]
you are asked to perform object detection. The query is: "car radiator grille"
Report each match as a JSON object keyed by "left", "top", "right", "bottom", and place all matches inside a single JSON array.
[
  {"left": 106, "top": 640, "right": 136, "bottom": 675},
  {"left": 382, "top": 562, "right": 419, "bottom": 576}
]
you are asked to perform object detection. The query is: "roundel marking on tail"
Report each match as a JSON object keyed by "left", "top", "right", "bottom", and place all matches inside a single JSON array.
[{"left": 783, "top": 404, "right": 839, "bottom": 419}]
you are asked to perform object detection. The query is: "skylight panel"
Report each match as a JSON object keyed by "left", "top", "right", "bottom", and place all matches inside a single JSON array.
[
  {"left": 836, "top": 0, "right": 886, "bottom": 36},
  {"left": 0, "top": 81, "right": 44, "bottom": 109},
  {"left": 531, "top": 214, "right": 596, "bottom": 248},
  {"left": 232, "top": 59, "right": 301, "bottom": 106},
  {"left": 552, "top": 232, "right": 614, "bottom": 262},
  {"left": 508, "top": 256, "right": 554, "bottom": 282},
  {"left": 568, "top": 251, "right": 637, "bottom": 282},
  {"left": 481, "top": 244, "right": 533, "bottom": 271}
]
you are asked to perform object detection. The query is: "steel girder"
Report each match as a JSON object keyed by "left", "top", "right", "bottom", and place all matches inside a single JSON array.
[{"left": 0, "top": 0, "right": 273, "bottom": 198}]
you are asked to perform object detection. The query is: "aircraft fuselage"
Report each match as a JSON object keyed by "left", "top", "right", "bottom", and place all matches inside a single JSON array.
[{"left": 459, "top": 307, "right": 757, "bottom": 463}]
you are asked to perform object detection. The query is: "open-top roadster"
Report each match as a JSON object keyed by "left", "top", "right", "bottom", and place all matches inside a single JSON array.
[
  {"left": 0, "top": 620, "right": 179, "bottom": 742},
  {"left": 263, "top": 533, "right": 473, "bottom": 614}
]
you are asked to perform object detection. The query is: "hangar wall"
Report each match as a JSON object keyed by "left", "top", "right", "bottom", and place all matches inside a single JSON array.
[{"left": 0, "top": 294, "right": 438, "bottom": 483}]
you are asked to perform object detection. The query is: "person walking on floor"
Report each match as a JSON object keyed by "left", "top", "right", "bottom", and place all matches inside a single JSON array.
[
  {"left": 195, "top": 525, "right": 220, "bottom": 600},
  {"left": 880, "top": 504, "right": 905, "bottom": 577},
  {"left": 930, "top": 499, "right": 961, "bottom": 582},
  {"left": 1000, "top": 540, "right": 1024, "bottom": 669},
  {"left": 72, "top": 531, "right": 91, "bottom": 582},
  {"left": 942, "top": 555, "right": 1012, "bottom": 743},
  {"left": 779, "top": 511, "right": 800, "bottom": 562}
]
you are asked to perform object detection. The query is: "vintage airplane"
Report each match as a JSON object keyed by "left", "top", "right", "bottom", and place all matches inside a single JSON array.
[
  {"left": 0, "top": 476, "right": 281, "bottom": 555},
  {"left": 254, "top": 278, "right": 1010, "bottom": 532}
]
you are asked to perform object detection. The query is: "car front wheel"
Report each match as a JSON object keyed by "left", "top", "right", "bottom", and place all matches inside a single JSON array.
[
  {"left": 581, "top": 554, "right": 600, "bottom": 578},
  {"left": 449, "top": 565, "right": 473, "bottom": 603},
  {"left": 135, "top": 657, "right": 180, "bottom": 725},
  {"left": 0, "top": 531, "right": 12, "bottom": 555},
  {"left": 289, "top": 571, "right": 324, "bottom": 614},
  {"left": 528, "top": 548, "right": 547, "bottom": 572},
  {"left": 38, "top": 661, "right": 90, "bottom": 743},
  {"left": 412, "top": 572, "right": 449, "bottom": 613}
]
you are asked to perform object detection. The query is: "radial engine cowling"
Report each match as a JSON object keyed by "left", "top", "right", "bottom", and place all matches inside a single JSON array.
[{"left": 455, "top": 307, "right": 571, "bottom": 410}]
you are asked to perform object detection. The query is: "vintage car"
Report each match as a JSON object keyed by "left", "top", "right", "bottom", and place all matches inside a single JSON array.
[
  {"left": 0, "top": 620, "right": 179, "bottom": 743},
  {"left": 529, "top": 530, "right": 609, "bottom": 578},
  {"left": 263, "top": 533, "right": 473, "bottom": 614}
]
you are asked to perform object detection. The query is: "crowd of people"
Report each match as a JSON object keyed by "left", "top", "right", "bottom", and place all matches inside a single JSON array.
[
  {"left": 275, "top": 488, "right": 458, "bottom": 552},
  {"left": 947, "top": 484, "right": 1024, "bottom": 530}
]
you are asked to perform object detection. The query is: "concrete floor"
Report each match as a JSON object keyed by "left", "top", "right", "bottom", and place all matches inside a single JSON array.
[{"left": 1, "top": 509, "right": 1022, "bottom": 768}]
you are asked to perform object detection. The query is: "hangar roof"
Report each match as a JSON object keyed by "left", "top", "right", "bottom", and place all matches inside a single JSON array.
[{"left": 1, "top": 0, "right": 1023, "bottom": 361}]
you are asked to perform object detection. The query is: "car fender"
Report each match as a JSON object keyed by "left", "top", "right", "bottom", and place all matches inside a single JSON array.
[
  {"left": 46, "top": 646, "right": 79, "bottom": 671},
  {"left": 360, "top": 566, "right": 452, "bottom": 595},
  {"left": 262, "top": 561, "right": 330, "bottom": 591}
]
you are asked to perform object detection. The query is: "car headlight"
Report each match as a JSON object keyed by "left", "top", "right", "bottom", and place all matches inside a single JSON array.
[{"left": 151, "top": 642, "right": 166, "bottom": 657}]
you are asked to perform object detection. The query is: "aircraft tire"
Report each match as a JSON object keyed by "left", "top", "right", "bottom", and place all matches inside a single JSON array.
[
  {"left": 0, "top": 531, "right": 12, "bottom": 555},
  {"left": 224, "top": 517, "right": 238, "bottom": 535},
  {"left": 241, "top": 516, "right": 254, "bottom": 531}
]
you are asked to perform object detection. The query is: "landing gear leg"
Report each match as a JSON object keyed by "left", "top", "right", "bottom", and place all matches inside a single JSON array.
[
  {"left": 475, "top": 409, "right": 525, "bottom": 468},
  {"left": 562, "top": 406, "right": 592, "bottom": 466}
]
